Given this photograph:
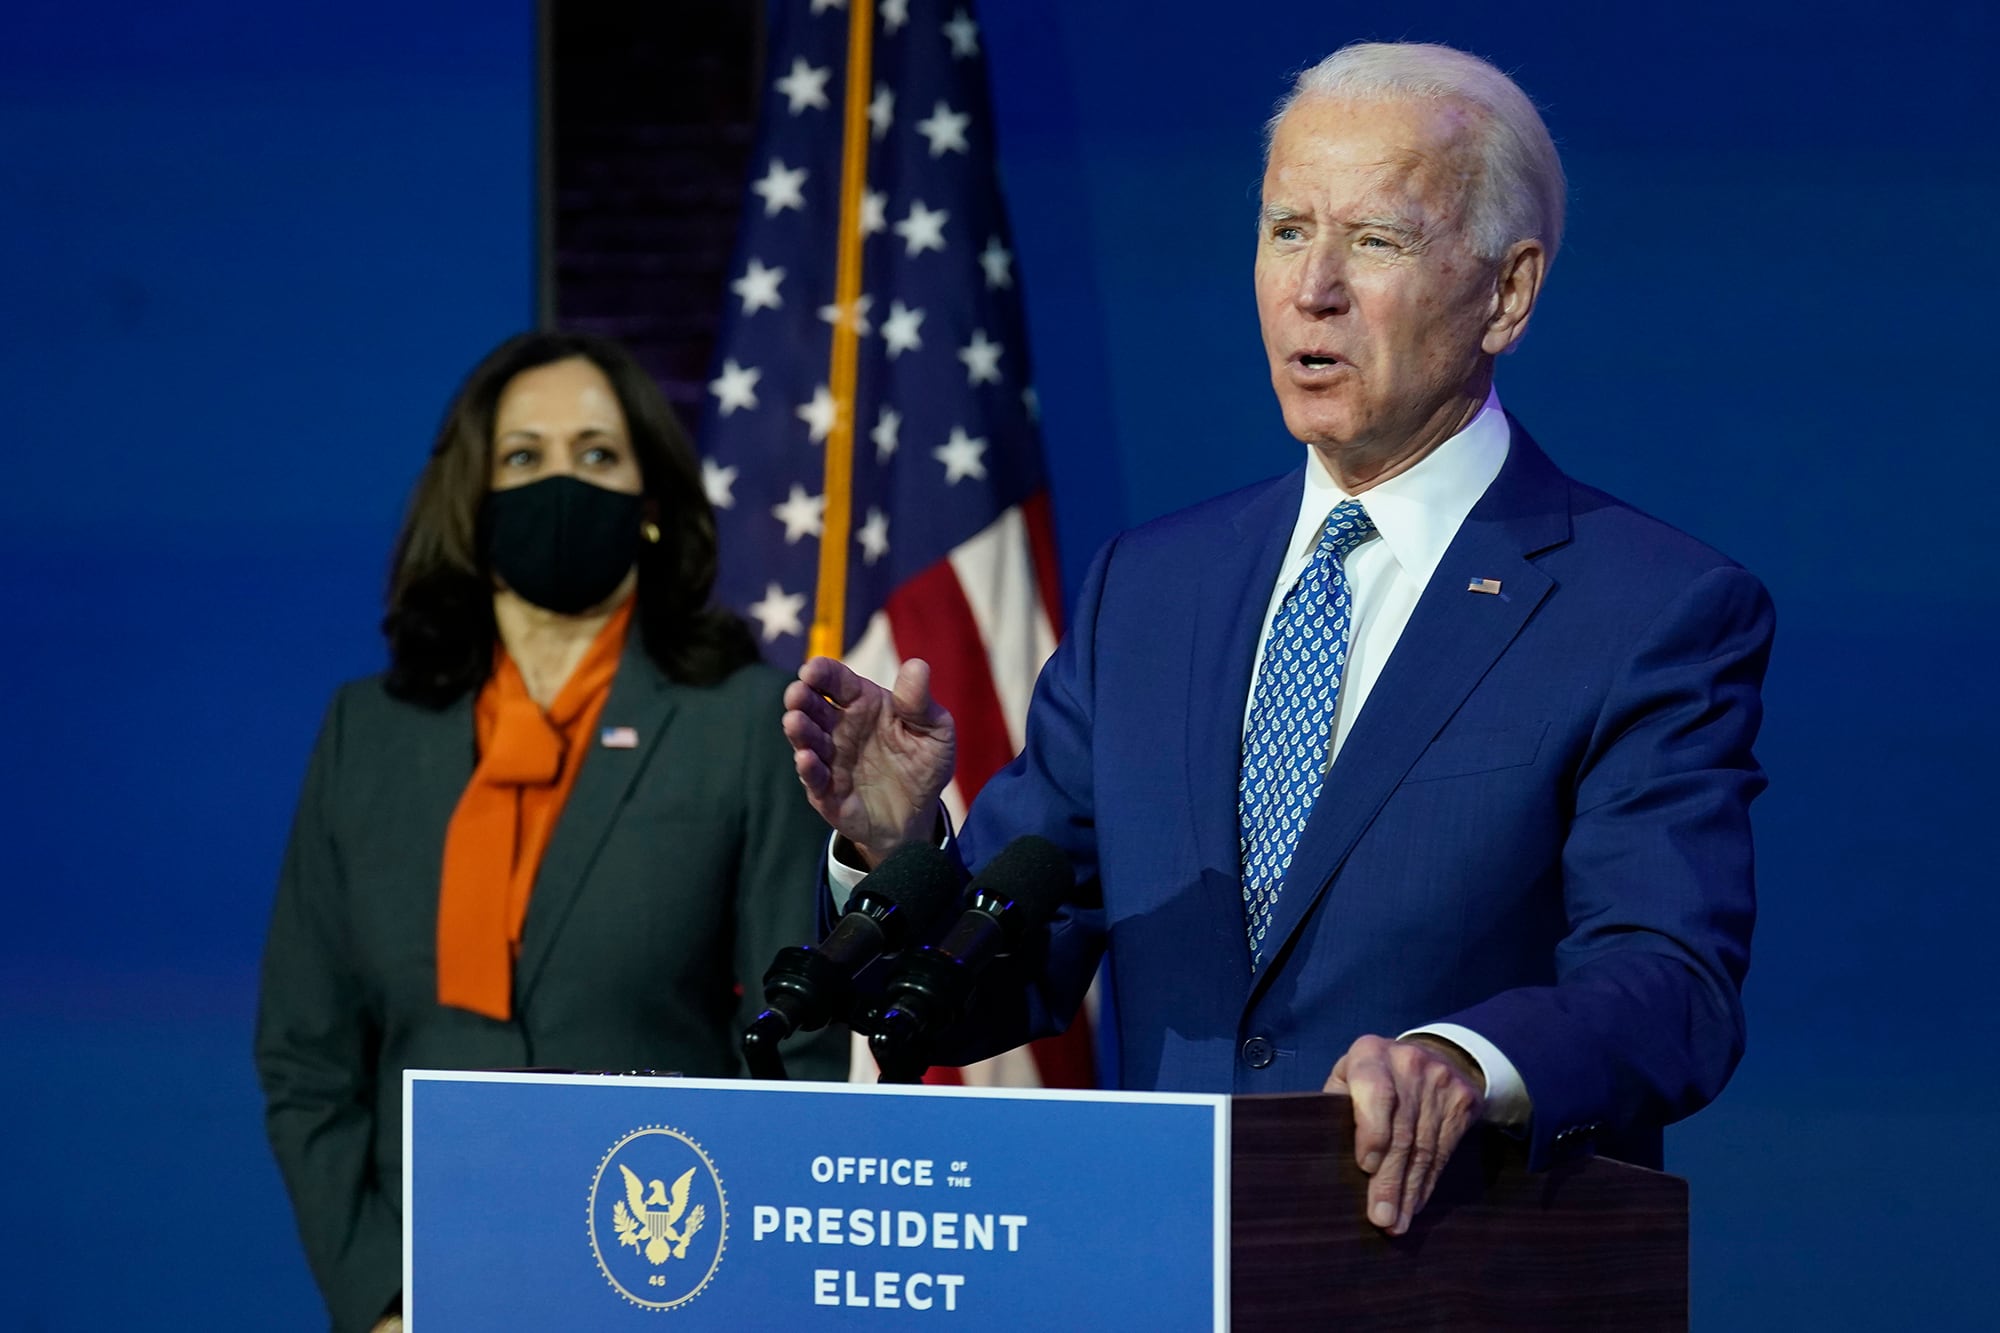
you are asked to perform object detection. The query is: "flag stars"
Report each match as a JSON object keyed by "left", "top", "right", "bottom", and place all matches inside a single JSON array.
[
  {"left": 869, "top": 84, "right": 895, "bottom": 139},
  {"left": 809, "top": 0, "right": 846, "bottom": 13},
  {"left": 957, "top": 329, "right": 1004, "bottom": 385},
  {"left": 881, "top": 301, "right": 926, "bottom": 358},
  {"left": 933, "top": 427, "right": 989, "bottom": 484},
  {"left": 943, "top": 9, "right": 980, "bottom": 58},
  {"left": 979, "top": 236, "right": 1014, "bottom": 290},
  {"left": 708, "top": 359, "right": 761, "bottom": 416},
  {"left": 702, "top": 458, "right": 738, "bottom": 509},
  {"left": 916, "top": 102, "right": 971, "bottom": 157},
  {"left": 818, "top": 292, "right": 874, "bottom": 336},
  {"left": 731, "top": 258, "right": 785, "bottom": 314},
  {"left": 880, "top": 0, "right": 909, "bottom": 33},
  {"left": 775, "top": 57, "right": 832, "bottom": 114},
  {"left": 771, "top": 484, "right": 826, "bottom": 544},
  {"left": 871, "top": 406, "right": 902, "bottom": 461},
  {"left": 857, "top": 507, "right": 890, "bottom": 565},
  {"left": 797, "top": 384, "right": 840, "bottom": 442},
  {"left": 893, "top": 200, "right": 950, "bottom": 256},
  {"left": 748, "top": 583, "right": 807, "bottom": 642},
  {"left": 751, "top": 159, "right": 808, "bottom": 216},
  {"left": 860, "top": 189, "right": 887, "bottom": 237}
]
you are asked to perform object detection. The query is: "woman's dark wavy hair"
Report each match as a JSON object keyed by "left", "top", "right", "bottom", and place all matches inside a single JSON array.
[{"left": 382, "top": 331, "right": 758, "bottom": 706}]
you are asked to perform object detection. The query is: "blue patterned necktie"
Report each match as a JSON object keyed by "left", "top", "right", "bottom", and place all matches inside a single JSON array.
[{"left": 1238, "top": 500, "right": 1377, "bottom": 969}]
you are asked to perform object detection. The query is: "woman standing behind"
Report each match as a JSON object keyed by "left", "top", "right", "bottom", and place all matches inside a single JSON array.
[{"left": 255, "top": 332, "right": 841, "bottom": 1333}]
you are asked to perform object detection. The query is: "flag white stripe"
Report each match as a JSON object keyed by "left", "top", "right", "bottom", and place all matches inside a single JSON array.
[{"left": 946, "top": 506, "right": 1056, "bottom": 751}]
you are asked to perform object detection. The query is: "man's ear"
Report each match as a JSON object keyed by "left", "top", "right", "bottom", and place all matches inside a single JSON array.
[{"left": 1483, "top": 238, "right": 1547, "bottom": 355}]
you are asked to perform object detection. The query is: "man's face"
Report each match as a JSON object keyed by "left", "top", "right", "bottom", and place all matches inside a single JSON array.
[{"left": 1255, "top": 95, "right": 1501, "bottom": 462}]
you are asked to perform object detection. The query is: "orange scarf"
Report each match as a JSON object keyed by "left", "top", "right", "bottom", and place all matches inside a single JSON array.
[{"left": 436, "top": 600, "right": 633, "bottom": 1020}]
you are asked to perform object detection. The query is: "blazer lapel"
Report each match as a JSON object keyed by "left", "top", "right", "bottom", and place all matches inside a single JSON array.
[
  {"left": 1185, "top": 470, "right": 1305, "bottom": 954},
  {"left": 514, "top": 636, "right": 679, "bottom": 1005},
  {"left": 1250, "top": 423, "right": 1574, "bottom": 989}
]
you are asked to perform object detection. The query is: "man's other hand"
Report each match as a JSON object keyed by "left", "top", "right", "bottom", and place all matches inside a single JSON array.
[
  {"left": 783, "top": 656, "right": 956, "bottom": 865},
  {"left": 1325, "top": 1033, "right": 1485, "bottom": 1235}
]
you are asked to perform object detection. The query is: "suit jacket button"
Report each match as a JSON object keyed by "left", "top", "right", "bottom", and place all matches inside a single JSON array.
[{"left": 1241, "top": 1036, "right": 1275, "bottom": 1069}]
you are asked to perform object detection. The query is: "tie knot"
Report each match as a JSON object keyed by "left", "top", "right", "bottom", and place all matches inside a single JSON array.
[
  {"left": 484, "top": 698, "right": 565, "bottom": 786},
  {"left": 1314, "top": 500, "right": 1376, "bottom": 561}
]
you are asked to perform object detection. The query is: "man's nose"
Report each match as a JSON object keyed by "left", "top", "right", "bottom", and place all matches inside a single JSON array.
[{"left": 1295, "top": 243, "right": 1350, "bottom": 315}]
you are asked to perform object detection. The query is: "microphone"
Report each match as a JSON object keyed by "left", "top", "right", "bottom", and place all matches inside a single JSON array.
[
  {"left": 868, "top": 836, "right": 1073, "bottom": 1082},
  {"left": 741, "top": 840, "right": 960, "bottom": 1079}
]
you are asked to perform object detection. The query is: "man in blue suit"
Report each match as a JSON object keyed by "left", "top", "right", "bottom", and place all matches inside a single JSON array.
[{"left": 784, "top": 42, "right": 1770, "bottom": 1235}]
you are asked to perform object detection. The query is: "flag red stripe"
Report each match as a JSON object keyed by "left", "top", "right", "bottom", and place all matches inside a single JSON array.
[
  {"left": 1029, "top": 1021, "right": 1096, "bottom": 1088},
  {"left": 883, "top": 561, "right": 1016, "bottom": 800}
]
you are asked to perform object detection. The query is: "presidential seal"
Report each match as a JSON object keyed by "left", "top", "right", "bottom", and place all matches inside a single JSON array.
[{"left": 588, "top": 1125, "right": 729, "bottom": 1311}]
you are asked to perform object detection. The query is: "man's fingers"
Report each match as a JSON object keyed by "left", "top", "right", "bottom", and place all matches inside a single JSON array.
[
  {"left": 1368, "top": 1083, "right": 1419, "bottom": 1230},
  {"left": 782, "top": 712, "right": 834, "bottom": 774},
  {"left": 1336, "top": 1036, "right": 1416, "bottom": 1230},
  {"left": 1409, "top": 1102, "right": 1472, "bottom": 1231},
  {"left": 1337, "top": 1036, "right": 1394, "bottom": 1171},
  {"left": 783, "top": 683, "right": 844, "bottom": 738},
  {"left": 1387, "top": 1045, "right": 1483, "bottom": 1234},
  {"left": 798, "top": 655, "right": 867, "bottom": 707},
  {"left": 890, "top": 658, "right": 941, "bottom": 726},
  {"left": 1392, "top": 1058, "right": 1456, "bottom": 1233},
  {"left": 1334, "top": 1035, "right": 1484, "bottom": 1234}
]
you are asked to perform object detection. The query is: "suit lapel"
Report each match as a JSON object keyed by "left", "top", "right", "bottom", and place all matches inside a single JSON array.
[
  {"left": 514, "top": 635, "right": 678, "bottom": 1005},
  {"left": 1184, "top": 470, "right": 1304, "bottom": 971},
  {"left": 1249, "top": 423, "right": 1574, "bottom": 990}
]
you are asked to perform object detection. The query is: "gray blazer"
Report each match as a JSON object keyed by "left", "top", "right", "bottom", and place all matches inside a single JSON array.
[{"left": 254, "top": 639, "right": 842, "bottom": 1333}]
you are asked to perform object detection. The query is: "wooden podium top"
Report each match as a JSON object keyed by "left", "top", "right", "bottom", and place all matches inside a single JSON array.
[{"left": 1230, "top": 1094, "right": 1687, "bottom": 1331}]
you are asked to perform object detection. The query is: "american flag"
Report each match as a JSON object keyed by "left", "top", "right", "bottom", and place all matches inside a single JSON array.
[{"left": 697, "top": 0, "right": 1092, "bottom": 1090}]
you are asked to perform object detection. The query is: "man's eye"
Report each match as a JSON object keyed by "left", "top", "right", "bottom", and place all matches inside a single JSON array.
[
  {"left": 1359, "top": 235, "right": 1394, "bottom": 250},
  {"left": 1271, "top": 225, "right": 1303, "bottom": 242}
]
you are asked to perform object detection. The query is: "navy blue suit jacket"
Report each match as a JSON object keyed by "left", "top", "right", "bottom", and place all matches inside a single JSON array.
[{"left": 953, "top": 421, "right": 1772, "bottom": 1171}]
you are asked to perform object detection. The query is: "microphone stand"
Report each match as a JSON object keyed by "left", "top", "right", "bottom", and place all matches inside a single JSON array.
[{"left": 740, "top": 1011, "right": 791, "bottom": 1081}]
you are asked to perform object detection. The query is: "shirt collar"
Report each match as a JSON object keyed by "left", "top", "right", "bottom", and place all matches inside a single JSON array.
[{"left": 1293, "top": 386, "right": 1511, "bottom": 585}]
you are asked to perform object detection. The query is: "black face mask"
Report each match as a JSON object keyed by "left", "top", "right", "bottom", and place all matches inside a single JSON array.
[{"left": 481, "top": 475, "right": 645, "bottom": 615}]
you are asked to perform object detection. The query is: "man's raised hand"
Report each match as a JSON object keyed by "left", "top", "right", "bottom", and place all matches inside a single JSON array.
[{"left": 782, "top": 657, "right": 956, "bottom": 866}]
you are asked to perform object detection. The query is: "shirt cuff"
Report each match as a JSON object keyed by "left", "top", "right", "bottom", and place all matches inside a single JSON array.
[
  {"left": 1400, "top": 1022, "right": 1533, "bottom": 1131},
  {"left": 824, "top": 807, "right": 956, "bottom": 898},
  {"left": 827, "top": 835, "right": 870, "bottom": 897}
]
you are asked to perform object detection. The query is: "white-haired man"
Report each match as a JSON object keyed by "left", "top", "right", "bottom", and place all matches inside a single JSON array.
[{"left": 785, "top": 42, "right": 1771, "bottom": 1231}]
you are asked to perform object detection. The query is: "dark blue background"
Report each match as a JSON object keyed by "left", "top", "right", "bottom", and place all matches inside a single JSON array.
[{"left": 1, "top": 1, "right": 1993, "bottom": 1326}]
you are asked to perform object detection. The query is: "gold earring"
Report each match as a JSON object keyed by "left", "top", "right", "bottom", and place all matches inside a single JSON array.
[{"left": 641, "top": 520, "right": 662, "bottom": 545}]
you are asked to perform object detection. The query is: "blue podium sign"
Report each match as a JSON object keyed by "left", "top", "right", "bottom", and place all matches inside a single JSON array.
[{"left": 404, "top": 1072, "right": 1229, "bottom": 1330}]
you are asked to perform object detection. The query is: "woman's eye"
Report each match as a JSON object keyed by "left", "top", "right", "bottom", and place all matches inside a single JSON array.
[
  {"left": 502, "top": 446, "right": 538, "bottom": 468},
  {"left": 582, "top": 444, "right": 620, "bottom": 467}
]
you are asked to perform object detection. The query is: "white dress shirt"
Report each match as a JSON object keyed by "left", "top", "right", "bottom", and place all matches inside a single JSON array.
[{"left": 834, "top": 388, "right": 1530, "bottom": 1127}]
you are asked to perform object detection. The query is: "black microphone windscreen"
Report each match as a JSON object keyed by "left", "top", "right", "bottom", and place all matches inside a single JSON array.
[
  {"left": 968, "top": 835, "right": 1073, "bottom": 925},
  {"left": 844, "top": 840, "right": 961, "bottom": 936}
]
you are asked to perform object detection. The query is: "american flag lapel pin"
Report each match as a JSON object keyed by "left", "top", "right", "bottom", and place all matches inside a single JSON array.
[
  {"left": 599, "top": 725, "right": 639, "bottom": 749},
  {"left": 1467, "top": 577, "right": 1503, "bottom": 595}
]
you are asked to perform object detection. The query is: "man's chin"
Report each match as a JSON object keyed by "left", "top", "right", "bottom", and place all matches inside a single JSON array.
[{"left": 1280, "top": 410, "right": 1364, "bottom": 454}]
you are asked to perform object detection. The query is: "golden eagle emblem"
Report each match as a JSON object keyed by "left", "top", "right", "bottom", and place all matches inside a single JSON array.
[{"left": 612, "top": 1163, "right": 707, "bottom": 1265}]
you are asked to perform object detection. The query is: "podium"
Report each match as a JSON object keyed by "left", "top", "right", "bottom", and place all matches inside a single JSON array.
[{"left": 405, "top": 1072, "right": 1684, "bottom": 1331}]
